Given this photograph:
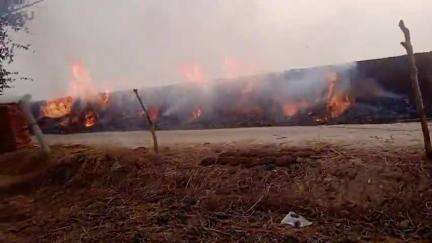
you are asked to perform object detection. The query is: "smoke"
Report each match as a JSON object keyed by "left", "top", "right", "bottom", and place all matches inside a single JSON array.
[{"left": 4, "top": 0, "right": 432, "bottom": 100}]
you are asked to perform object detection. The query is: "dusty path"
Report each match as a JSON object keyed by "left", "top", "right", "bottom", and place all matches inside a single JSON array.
[{"left": 44, "top": 122, "right": 425, "bottom": 149}]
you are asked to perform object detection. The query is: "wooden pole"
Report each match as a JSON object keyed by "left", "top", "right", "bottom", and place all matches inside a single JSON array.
[
  {"left": 18, "top": 94, "right": 51, "bottom": 155},
  {"left": 133, "top": 89, "right": 159, "bottom": 154},
  {"left": 399, "top": 20, "right": 432, "bottom": 158}
]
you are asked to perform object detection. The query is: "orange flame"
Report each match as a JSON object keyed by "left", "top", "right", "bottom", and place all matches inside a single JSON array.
[
  {"left": 41, "top": 96, "right": 73, "bottom": 118},
  {"left": 70, "top": 61, "right": 97, "bottom": 99},
  {"left": 43, "top": 62, "right": 113, "bottom": 127},
  {"left": 148, "top": 106, "right": 159, "bottom": 123},
  {"left": 282, "top": 100, "right": 311, "bottom": 117},
  {"left": 192, "top": 107, "right": 203, "bottom": 120},
  {"left": 326, "top": 71, "right": 353, "bottom": 118},
  {"left": 99, "top": 90, "right": 111, "bottom": 106},
  {"left": 84, "top": 110, "right": 97, "bottom": 127},
  {"left": 179, "top": 62, "right": 206, "bottom": 85},
  {"left": 138, "top": 106, "right": 159, "bottom": 123},
  {"left": 327, "top": 93, "right": 353, "bottom": 118}
]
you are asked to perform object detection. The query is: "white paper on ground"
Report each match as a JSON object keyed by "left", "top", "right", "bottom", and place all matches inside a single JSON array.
[{"left": 280, "top": 211, "right": 312, "bottom": 228}]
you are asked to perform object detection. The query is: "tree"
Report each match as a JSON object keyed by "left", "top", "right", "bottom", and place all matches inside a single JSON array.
[{"left": 0, "top": 0, "right": 44, "bottom": 95}]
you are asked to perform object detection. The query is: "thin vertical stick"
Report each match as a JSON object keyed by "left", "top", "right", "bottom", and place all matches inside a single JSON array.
[
  {"left": 18, "top": 94, "right": 51, "bottom": 155},
  {"left": 399, "top": 20, "right": 432, "bottom": 158},
  {"left": 133, "top": 89, "right": 159, "bottom": 154}
]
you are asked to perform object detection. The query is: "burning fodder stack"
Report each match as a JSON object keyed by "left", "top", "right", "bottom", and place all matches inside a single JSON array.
[{"left": 31, "top": 53, "right": 432, "bottom": 134}]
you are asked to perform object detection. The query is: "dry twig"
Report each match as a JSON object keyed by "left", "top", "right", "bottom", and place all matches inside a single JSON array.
[
  {"left": 133, "top": 89, "right": 159, "bottom": 154},
  {"left": 399, "top": 20, "right": 432, "bottom": 158},
  {"left": 247, "top": 184, "right": 271, "bottom": 214}
]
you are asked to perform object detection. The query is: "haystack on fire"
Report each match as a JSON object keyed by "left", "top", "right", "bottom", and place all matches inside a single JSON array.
[{"left": 32, "top": 52, "right": 431, "bottom": 134}]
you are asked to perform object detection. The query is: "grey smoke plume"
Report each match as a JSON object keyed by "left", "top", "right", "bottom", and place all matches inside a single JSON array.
[{"left": 4, "top": 0, "right": 432, "bottom": 100}]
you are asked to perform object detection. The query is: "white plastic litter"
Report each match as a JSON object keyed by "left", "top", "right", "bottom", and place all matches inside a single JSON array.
[{"left": 281, "top": 211, "right": 312, "bottom": 228}]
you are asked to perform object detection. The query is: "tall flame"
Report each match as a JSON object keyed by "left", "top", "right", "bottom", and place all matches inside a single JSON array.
[
  {"left": 70, "top": 61, "right": 97, "bottom": 99},
  {"left": 40, "top": 61, "right": 109, "bottom": 129},
  {"left": 326, "top": 71, "right": 353, "bottom": 118},
  {"left": 327, "top": 93, "right": 353, "bottom": 118}
]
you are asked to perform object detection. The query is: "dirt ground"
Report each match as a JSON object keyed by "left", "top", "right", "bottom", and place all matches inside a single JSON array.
[
  {"left": 1, "top": 123, "right": 432, "bottom": 242},
  {"left": 44, "top": 122, "right": 427, "bottom": 150}
]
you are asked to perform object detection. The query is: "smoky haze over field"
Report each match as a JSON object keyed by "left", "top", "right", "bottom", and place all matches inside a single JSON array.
[{"left": 5, "top": 0, "right": 432, "bottom": 99}]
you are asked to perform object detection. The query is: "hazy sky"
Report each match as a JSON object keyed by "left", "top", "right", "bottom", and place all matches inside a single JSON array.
[{"left": 4, "top": 0, "right": 432, "bottom": 99}]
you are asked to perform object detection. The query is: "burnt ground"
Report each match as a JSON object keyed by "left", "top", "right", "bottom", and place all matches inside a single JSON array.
[{"left": 0, "top": 141, "right": 432, "bottom": 242}]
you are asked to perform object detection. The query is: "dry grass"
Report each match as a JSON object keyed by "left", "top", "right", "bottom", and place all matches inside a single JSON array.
[{"left": 0, "top": 143, "right": 431, "bottom": 242}]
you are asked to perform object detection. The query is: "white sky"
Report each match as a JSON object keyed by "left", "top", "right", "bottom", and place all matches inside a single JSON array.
[{"left": 4, "top": 0, "right": 432, "bottom": 99}]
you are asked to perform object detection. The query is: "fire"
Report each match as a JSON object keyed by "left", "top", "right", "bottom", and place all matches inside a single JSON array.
[
  {"left": 326, "top": 71, "right": 354, "bottom": 118},
  {"left": 315, "top": 117, "right": 325, "bottom": 123},
  {"left": 70, "top": 61, "right": 97, "bottom": 99},
  {"left": 84, "top": 110, "right": 97, "bottom": 127},
  {"left": 192, "top": 107, "right": 203, "bottom": 120},
  {"left": 282, "top": 100, "right": 310, "bottom": 117},
  {"left": 179, "top": 62, "right": 206, "bottom": 84},
  {"left": 41, "top": 96, "right": 73, "bottom": 118},
  {"left": 40, "top": 62, "right": 113, "bottom": 129},
  {"left": 99, "top": 91, "right": 110, "bottom": 106},
  {"left": 327, "top": 93, "right": 352, "bottom": 118},
  {"left": 148, "top": 106, "right": 159, "bottom": 123},
  {"left": 282, "top": 104, "right": 299, "bottom": 117},
  {"left": 39, "top": 58, "right": 359, "bottom": 131}
]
